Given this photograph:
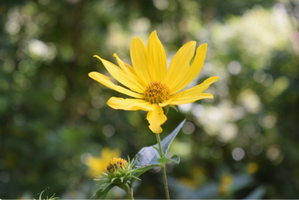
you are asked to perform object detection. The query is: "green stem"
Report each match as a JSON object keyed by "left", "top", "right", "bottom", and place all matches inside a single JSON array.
[
  {"left": 120, "top": 183, "right": 134, "bottom": 200},
  {"left": 129, "top": 184, "right": 134, "bottom": 200},
  {"left": 156, "top": 134, "right": 170, "bottom": 200}
]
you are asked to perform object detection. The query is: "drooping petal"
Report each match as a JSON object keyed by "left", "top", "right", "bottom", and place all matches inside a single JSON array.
[
  {"left": 88, "top": 72, "right": 143, "bottom": 99},
  {"left": 130, "top": 37, "right": 152, "bottom": 85},
  {"left": 113, "top": 53, "right": 145, "bottom": 92},
  {"left": 147, "top": 30, "right": 167, "bottom": 81},
  {"left": 170, "top": 43, "right": 208, "bottom": 94},
  {"left": 146, "top": 104, "right": 167, "bottom": 134},
  {"left": 93, "top": 55, "right": 144, "bottom": 93},
  {"left": 107, "top": 97, "right": 154, "bottom": 111},
  {"left": 169, "top": 76, "right": 218, "bottom": 105},
  {"left": 164, "top": 41, "right": 196, "bottom": 92}
]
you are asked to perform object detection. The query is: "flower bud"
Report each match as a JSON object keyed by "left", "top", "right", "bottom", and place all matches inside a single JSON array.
[
  {"left": 94, "top": 156, "right": 140, "bottom": 187},
  {"left": 106, "top": 157, "right": 128, "bottom": 173}
]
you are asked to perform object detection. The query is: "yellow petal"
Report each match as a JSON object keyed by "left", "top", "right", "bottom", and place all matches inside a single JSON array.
[
  {"left": 113, "top": 53, "right": 145, "bottom": 92},
  {"left": 170, "top": 93, "right": 214, "bottom": 105},
  {"left": 88, "top": 72, "right": 143, "bottom": 99},
  {"left": 147, "top": 30, "right": 167, "bottom": 81},
  {"left": 107, "top": 97, "right": 154, "bottom": 111},
  {"left": 158, "top": 90, "right": 185, "bottom": 107},
  {"left": 93, "top": 55, "right": 144, "bottom": 93},
  {"left": 130, "top": 36, "right": 152, "bottom": 85},
  {"left": 164, "top": 41, "right": 196, "bottom": 92},
  {"left": 146, "top": 104, "right": 167, "bottom": 134},
  {"left": 169, "top": 76, "right": 218, "bottom": 105},
  {"left": 170, "top": 43, "right": 208, "bottom": 94}
]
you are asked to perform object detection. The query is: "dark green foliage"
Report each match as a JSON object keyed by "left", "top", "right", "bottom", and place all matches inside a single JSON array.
[{"left": 0, "top": 0, "right": 298, "bottom": 198}]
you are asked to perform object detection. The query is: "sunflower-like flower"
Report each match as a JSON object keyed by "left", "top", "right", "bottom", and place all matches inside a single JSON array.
[{"left": 89, "top": 31, "right": 218, "bottom": 133}]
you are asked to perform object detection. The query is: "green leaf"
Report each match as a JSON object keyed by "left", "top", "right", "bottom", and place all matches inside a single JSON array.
[
  {"left": 132, "top": 119, "right": 186, "bottom": 180},
  {"left": 90, "top": 183, "right": 115, "bottom": 199},
  {"left": 134, "top": 146, "right": 161, "bottom": 167},
  {"left": 157, "top": 157, "right": 170, "bottom": 164},
  {"left": 153, "top": 119, "right": 186, "bottom": 155},
  {"left": 170, "top": 154, "right": 180, "bottom": 164},
  {"left": 132, "top": 164, "right": 160, "bottom": 181},
  {"left": 131, "top": 146, "right": 160, "bottom": 181},
  {"left": 157, "top": 155, "right": 180, "bottom": 164},
  {"left": 152, "top": 146, "right": 162, "bottom": 158}
]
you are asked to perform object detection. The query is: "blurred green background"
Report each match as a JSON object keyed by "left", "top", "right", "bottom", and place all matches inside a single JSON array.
[{"left": 1, "top": 0, "right": 299, "bottom": 198}]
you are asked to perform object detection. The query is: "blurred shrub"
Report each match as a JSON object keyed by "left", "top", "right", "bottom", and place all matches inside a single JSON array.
[{"left": 0, "top": 0, "right": 298, "bottom": 198}]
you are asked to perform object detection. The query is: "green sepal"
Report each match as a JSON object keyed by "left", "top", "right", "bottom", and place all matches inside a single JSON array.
[
  {"left": 127, "top": 175, "right": 141, "bottom": 181},
  {"left": 170, "top": 105, "right": 178, "bottom": 112},
  {"left": 35, "top": 189, "right": 59, "bottom": 200},
  {"left": 111, "top": 177, "right": 117, "bottom": 183},
  {"left": 164, "top": 105, "right": 170, "bottom": 115}
]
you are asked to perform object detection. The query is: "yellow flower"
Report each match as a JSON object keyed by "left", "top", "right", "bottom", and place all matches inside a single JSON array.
[
  {"left": 85, "top": 148, "right": 121, "bottom": 177},
  {"left": 89, "top": 30, "right": 218, "bottom": 133}
]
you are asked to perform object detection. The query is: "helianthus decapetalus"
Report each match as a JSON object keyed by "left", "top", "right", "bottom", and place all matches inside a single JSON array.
[{"left": 89, "top": 31, "right": 218, "bottom": 134}]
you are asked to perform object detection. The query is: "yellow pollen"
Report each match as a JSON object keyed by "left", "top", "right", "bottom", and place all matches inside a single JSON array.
[
  {"left": 106, "top": 157, "right": 128, "bottom": 173},
  {"left": 144, "top": 81, "right": 170, "bottom": 104}
]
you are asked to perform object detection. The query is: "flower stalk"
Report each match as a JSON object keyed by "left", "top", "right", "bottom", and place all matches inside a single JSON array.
[
  {"left": 156, "top": 133, "right": 170, "bottom": 200},
  {"left": 119, "top": 183, "right": 134, "bottom": 200},
  {"left": 129, "top": 184, "right": 134, "bottom": 200}
]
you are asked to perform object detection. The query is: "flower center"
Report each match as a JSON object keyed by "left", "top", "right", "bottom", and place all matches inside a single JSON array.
[
  {"left": 144, "top": 81, "right": 170, "bottom": 104},
  {"left": 106, "top": 158, "right": 128, "bottom": 173}
]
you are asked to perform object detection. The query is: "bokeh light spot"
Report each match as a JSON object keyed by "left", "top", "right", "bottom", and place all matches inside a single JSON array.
[
  {"left": 232, "top": 147, "right": 245, "bottom": 161},
  {"left": 103, "top": 124, "right": 115, "bottom": 137},
  {"left": 267, "top": 145, "right": 281, "bottom": 161},
  {"left": 182, "top": 122, "right": 195, "bottom": 135},
  {"left": 228, "top": 61, "right": 241, "bottom": 75},
  {"left": 52, "top": 87, "right": 66, "bottom": 101}
]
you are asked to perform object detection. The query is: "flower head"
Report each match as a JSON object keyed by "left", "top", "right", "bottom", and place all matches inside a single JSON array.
[
  {"left": 106, "top": 157, "right": 128, "bottom": 173},
  {"left": 89, "top": 30, "right": 218, "bottom": 133},
  {"left": 95, "top": 157, "right": 140, "bottom": 186}
]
